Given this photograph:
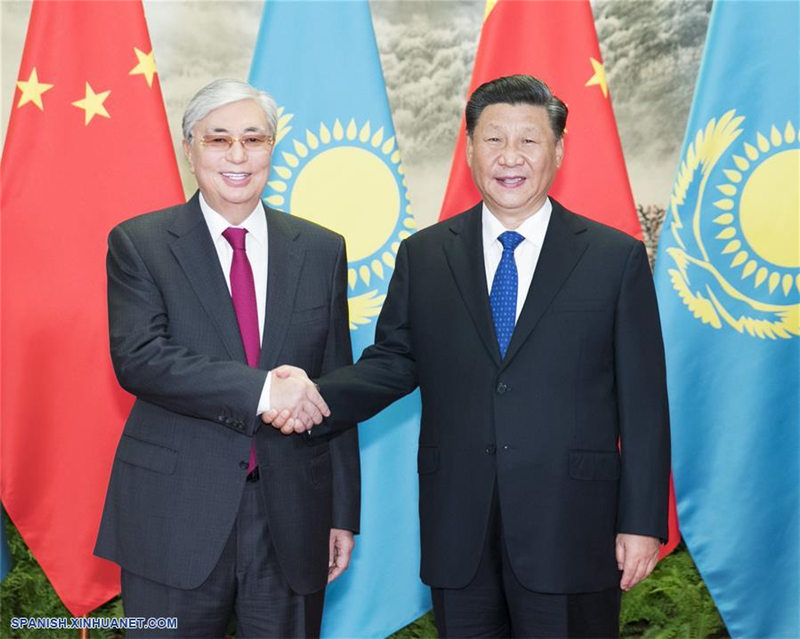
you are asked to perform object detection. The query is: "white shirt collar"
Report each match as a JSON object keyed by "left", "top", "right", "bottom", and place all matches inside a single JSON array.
[
  {"left": 198, "top": 192, "right": 267, "bottom": 248},
  {"left": 482, "top": 198, "right": 552, "bottom": 250}
]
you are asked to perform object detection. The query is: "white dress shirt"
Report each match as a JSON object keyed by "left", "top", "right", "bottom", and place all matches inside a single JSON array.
[
  {"left": 199, "top": 193, "right": 271, "bottom": 413},
  {"left": 482, "top": 198, "right": 552, "bottom": 321}
]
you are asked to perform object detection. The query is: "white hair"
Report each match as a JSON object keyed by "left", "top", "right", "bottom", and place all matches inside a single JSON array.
[{"left": 182, "top": 79, "right": 278, "bottom": 141}]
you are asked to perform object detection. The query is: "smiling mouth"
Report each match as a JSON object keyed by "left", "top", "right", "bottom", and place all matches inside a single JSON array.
[
  {"left": 220, "top": 172, "right": 250, "bottom": 184},
  {"left": 496, "top": 177, "right": 525, "bottom": 186}
]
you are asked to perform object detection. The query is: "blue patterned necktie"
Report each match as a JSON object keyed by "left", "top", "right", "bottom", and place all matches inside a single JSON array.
[{"left": 490, "top": 231, "right": 525, "bottom": 358}]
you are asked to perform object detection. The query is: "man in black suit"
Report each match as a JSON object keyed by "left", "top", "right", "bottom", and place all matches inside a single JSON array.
[
  {"left": 95, "top": 79, "right": 360, "bottom": 638},
  {"left": 267, "top": 74, "right": 669, "bottom": 637}
]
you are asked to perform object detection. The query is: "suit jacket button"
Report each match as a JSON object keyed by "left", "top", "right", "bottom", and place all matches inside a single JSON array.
[
  {"left": 485, "top": 444, "right": 496, "bottom": 455},
  {"left": 496, "top": 382, "right": 508, "bottom": 394},
  {"left": 239, "top": 461, "right": 248, "bottom": 470}
]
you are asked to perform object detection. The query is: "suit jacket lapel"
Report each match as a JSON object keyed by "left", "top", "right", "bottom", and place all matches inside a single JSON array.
[
  {"left": 501, "top": 200, "right": 588, "bottom": 368},
  {"left": 260, "top": 207, "right": 304, "bottom": 370},
  {"left": 168, "top": 193, "right": 247, "bottom": 363},
  {"left": 443, "top": 204, "right": 503, "bottom": 367}
]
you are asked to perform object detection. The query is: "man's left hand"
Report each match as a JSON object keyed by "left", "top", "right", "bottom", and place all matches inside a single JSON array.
[
  {"left": 328, "top": 528, "right": 355, "bottom": 583},
  {"left": 616, "top": 533, "right": 660, "bottom": 591}
]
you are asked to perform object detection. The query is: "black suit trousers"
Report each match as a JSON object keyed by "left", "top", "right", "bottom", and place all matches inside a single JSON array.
[{"left": 431, "top": 483, "right": 620, "bottom": 639}]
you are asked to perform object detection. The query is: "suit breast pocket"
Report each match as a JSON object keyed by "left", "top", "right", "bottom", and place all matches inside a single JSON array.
[
  {"left": 552, "top": 299, "right": 612, "bottom": 313},
  {"left": 550, "top": 299, "right": 613, "bottom": 340},
  {"left": 291, "top": 304, "right": 329, "bottom": 326}
]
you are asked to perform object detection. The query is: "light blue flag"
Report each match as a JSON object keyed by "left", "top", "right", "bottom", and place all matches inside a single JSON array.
[
  {"left": 654, "top": 1, "right": 799, "bottom": 636},
  {"left": 1, "top": 506, "right": 11, "bottom": 581},
  {"left": 249, "top": 1, "right": 429, "bottom": 636}
]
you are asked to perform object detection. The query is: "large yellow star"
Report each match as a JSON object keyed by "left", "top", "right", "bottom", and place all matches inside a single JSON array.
[
  {"left": 129, "top": 47, "right": 157, "bottom": 87},
  {"left": 585, "top": 57, "right": 608, "bottom": 98},
  {"left": 16, "top": 68, "right": 54, "bottom": 110},
  {"left": 71, "top": 82, "right": 111, "bottom": 125}
]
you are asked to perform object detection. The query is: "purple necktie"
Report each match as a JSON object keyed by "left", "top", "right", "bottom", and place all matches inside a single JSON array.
[{"left": 222, "top": 227, "right": 260, "bottom": 473}]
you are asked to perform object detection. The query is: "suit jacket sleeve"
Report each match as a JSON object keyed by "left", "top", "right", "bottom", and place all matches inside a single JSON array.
[
  {"left": 614, "top": 241, "right": 671, "bottom": 540},
  {"left": 107, "top": 223, "right": 267, "bottom": 436},
  {"left": 315, "top": 239, "right": 418, "bottom": 431},
  {"left": 321, "top": 237, "right": 361, "bottom": 532}
]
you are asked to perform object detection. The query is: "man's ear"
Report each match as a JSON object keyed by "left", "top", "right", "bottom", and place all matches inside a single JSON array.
[
  {"left": 465, "top": 134, "right": 474, "bottom": 169},
  {"left": 555, "top": 137, "right": 564, "bottom": 168},
  {"left": 182, "top": 139, "right": 195, "bottom": 174}
]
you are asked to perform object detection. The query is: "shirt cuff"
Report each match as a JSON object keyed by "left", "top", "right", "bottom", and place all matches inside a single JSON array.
[{"left": 257, "top": 371, "right": 272, "bottom": 414}]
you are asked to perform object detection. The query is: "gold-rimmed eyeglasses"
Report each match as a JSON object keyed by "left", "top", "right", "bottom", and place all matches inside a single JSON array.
[{"left": 196, "top": 133, "right": 274, "bottom": 152}]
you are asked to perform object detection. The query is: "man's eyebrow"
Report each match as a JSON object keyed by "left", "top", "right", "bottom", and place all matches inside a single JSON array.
[{"left": 205, "top": 125, "right": 266, "bottom": 133}]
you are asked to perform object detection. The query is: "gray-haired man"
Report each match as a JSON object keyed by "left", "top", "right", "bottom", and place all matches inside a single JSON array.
[{"left": 95, "top": 79, "right": 360, "bottom": 638}]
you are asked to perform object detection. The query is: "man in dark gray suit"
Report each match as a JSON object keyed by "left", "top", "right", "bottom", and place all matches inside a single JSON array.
[{"left": 95, "top": 79, "right": 359, "bottom": 638}]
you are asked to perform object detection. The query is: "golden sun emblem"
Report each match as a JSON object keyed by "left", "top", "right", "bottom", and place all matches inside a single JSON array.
[
  {"left": 265, "top": 112, "right": 415, "bottom": 329},
  {"left": 665, "top": 111, "right": 799, "bottom": 339}
]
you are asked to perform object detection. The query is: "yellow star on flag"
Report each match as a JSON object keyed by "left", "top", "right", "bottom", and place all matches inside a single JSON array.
[
  {"left": 16, "top": 68, "right": 54, "bottom": 110},
  {"left": 129, "top": 47, "right": 157, "bottom": 87},
  {"left": 585, "top": 57, "right": 608, "bottom": 98},
  {"left": 483, "top": 0, "right": 499, "bottom": 21},
  {"left": 72, "top": 82, "right": 111, "bottom": 125}
]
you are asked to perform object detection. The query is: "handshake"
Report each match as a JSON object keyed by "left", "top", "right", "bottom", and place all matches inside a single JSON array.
[{"left": 262, "top": 365, "right": 328, "bottom": 435}]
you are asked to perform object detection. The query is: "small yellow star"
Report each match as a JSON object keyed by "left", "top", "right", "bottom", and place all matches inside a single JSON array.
[
  {"left": 585, "top": 57, "right": 608, "bottom": 98},
  {"left": 483, "top": 0, "right": 499, "bottom": 21},
  {"left": 71, "top": 82, "right": 111, "bottom": 125},
  {"left": 129, "top": 47, "right": 157, "bottom": 87},
  {"left": 16, "top": 68, "right": 54, "bottom": 110}
]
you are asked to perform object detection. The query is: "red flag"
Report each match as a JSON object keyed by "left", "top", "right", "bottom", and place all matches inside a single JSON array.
[
  {"left": 1, "top": 1, "right": 184, "bottom": 614},
  {"left": 440, "top": 0, "right": 679, "bottom": 558}
]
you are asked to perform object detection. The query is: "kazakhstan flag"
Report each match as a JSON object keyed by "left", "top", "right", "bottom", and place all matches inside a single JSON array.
[
  {"left": 249, "top": 1, "right": 429, "bottom": 636},
  {"left": 1, "top": 506, "right": 11, "bottom": 581},
  {"left": 654, "top": 1, "right": 799, "bottom": 636}
]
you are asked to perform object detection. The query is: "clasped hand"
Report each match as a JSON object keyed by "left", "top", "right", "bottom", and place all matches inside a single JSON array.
[{"left": 262, "top": 365, "right": 325, "bottom": 434}]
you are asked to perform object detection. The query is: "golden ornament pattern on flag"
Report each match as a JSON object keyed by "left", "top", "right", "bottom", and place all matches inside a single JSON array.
[
  {"left": 665, "top": 110, "right": 800, "bottom": 339},
  {"left": 266, "top": 110, "right": 415, "bottom": 329}
]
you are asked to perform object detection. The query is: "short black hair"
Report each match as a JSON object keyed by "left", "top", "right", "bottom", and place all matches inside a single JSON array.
[{"left": 465, "top": 74, "right": 568, "bottom": 141}]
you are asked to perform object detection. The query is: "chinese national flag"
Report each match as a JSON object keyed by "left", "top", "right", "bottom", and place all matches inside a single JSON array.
[
  {"left": 1, "top": 1, "right": 184, "bottom": 615},
  {"left": 440, "top": 0, "right": 679, "bottom": 558}
]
